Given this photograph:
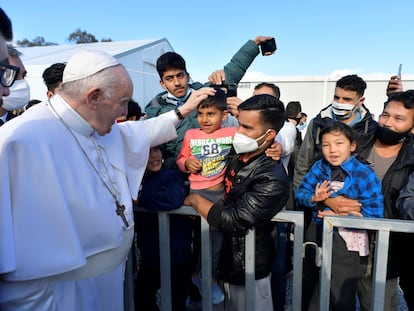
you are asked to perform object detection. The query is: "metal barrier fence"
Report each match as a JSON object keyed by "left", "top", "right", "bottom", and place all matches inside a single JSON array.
[
  {"left": 130, "top": 209, "right": 414, "bottom": 311},
  {"left": 320, "top": 216, "right": 414, "bottom": 311},
  {"left": 131, "top": 207, "right": 304, "bottom": 311}
]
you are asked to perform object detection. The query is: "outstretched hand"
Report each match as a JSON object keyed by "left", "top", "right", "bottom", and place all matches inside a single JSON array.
[
  {"left": 386, "top": 75, "right": 403, "bottom": 97},
  {"left": 179, "top": 87, "right": 216, "bottom": 117},
  {"left": 208, "top": 69, "right": 226, "bottom": 85},
  {"left": 226, "top": 96, "right": 242, "bottom": 117},
  {"left": 265, "top": 141, "right": 283, "bottom": 161},
  {"left": 254, "top": 36, "right": 276, "bottom": 56},
  {"left": 312, "top": 181, "right": 333, "bottom": 203}
]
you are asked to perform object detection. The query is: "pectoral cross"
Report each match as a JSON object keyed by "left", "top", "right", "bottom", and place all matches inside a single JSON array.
[{"left": 116, "top": 201, "right": 129, "bottom": 227}]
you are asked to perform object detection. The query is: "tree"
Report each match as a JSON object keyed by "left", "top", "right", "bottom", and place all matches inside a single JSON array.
[
  {"left": 67, "top": 28, "right": 98, "bottom": 44},
  {"left": 15, "top": 30, "right": 112, "bottom": 47},
  {"left": 16, "top": 36, "right": 57, "bottom": 47}
]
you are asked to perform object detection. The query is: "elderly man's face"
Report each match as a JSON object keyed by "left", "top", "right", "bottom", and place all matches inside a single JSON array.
[{"left": 93, "top": 66, "right": 133, "bottom": 135}]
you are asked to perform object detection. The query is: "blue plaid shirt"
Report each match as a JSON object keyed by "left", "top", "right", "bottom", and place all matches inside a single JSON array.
[{"left": 295, "top": 154, "right": 384, "bottom": 225}]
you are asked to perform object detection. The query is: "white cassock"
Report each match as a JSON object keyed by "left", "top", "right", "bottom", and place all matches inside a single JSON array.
[{"left": 0, "top": 95, "right": 178, "bottom": 310}]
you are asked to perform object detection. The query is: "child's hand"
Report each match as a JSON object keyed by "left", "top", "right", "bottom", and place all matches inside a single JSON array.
[
  {"left": 185, "top": 158, "right": 202, "bottom": 174},
  {"left": 312, "top": 181, "right": 333, "bottom": 203}
]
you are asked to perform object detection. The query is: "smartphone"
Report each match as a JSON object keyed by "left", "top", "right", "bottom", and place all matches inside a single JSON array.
[
  {"left": 226, "top": 83, "right": 238, "bottom": 97},
  {"left": 398, "top": 64, "right": 402, "bottom": 80},
  {"left": 260, "top": 38, "right": 277, "bottom": 56}
]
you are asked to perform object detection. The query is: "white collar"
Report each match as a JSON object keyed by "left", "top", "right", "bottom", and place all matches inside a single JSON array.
[{"left": 48, "top": 94, "right": 94, "bottom": 137}]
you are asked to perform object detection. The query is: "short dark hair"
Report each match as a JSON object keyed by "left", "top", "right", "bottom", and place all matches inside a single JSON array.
[
  {"left": 336, "top": 75, "right": 367, "bottom": 97},
  {"left": 238, "top": 94, "right": 285, "bottom": 133},
  {"left": 42, "top": 63, "right": 66, "bottom": 92},
  {"left": 286, "top": 101, "right": 302, "bottom": 119},
  {"left": 198, "top": 86, "right": 227, "bottom": 111},
  {"left": 319, "top": 121, "right": 355, "bottom": 147},
  {"left": 156, "top": 52, "right": 188, "bottom": 79},
  {"left": 26, "top": 99, "right": 41, "bottom": 110},
  {"left": 127, "top": 99, "right": 143, "bottom": 120},
  {"left": 254, "top": 82, "right": 280, "bottom": 99},
  {"left": 385, "top": 90, "right": 414, "bottom": 110},
  {"left": 0, "top": 8, "right": 13, "bottom": 41}
]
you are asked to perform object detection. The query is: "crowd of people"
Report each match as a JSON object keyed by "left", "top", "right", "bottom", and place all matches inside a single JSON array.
[{"left": 1, "top": 6, "right": 414, "bottom": 311}]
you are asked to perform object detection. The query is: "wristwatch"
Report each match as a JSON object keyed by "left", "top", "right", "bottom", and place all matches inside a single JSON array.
[{"left": 175, "top": 107, "right": 184, "bottom": 120}]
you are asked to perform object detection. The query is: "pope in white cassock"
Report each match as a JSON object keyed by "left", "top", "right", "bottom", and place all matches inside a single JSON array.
[{"left": 0, "top": 50, "right": 214, "bottom": 310}]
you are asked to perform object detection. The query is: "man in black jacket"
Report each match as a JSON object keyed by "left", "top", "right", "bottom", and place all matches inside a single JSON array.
[
  {"left": 184, "top": 94, "right": 289, "bottom": 310},
  {"left": 357, "top": 90, "right": 414, "bottom": 310}
]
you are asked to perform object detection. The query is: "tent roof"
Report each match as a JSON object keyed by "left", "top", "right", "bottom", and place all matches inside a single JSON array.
[{"left": 18, "top": 38, "right": 171, "bottom": 65}]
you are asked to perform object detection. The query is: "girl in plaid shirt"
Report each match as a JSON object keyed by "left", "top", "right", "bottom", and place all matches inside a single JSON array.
[{"left": 295, "top": 121, "right": 383, "bottom": 310}]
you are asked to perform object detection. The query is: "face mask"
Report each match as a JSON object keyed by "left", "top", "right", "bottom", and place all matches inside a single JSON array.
[
  {"left": 331, "top": 101, "right": 358, "bottom": 120},
  {"left": 375, "top": 126, "right": 411, "bottom": 145},
  {"left": 2, "top": 79, "right": 30, "bottom": 111},
  {"left": 167, "top": 88, "right": 191, "bottom": 102},
  {"left": 233, "top": 130, "right": 270, "bottom": 154},
  {"left": 297, "top": 122, "right": 307, "bottom": 131}
]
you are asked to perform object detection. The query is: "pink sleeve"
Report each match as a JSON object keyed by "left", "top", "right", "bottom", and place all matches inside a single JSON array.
[{"left": 177, "top": 131, "right": 192, "bottom": 173}]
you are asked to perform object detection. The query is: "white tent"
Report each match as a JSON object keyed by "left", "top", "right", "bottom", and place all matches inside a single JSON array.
[{"left": 18, "top": 39, "right": 173, "bottom": 108}]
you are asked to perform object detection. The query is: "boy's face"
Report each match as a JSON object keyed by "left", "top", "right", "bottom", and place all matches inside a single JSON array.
[
  {"left": 159, "top": 69, "right": 190, "bottom": 98},
  {"left": 321, "top": 131, "right": 356, "bottom": 166},
  {"left": 197, "top": 106, "right": 228, "bottom": 134}
]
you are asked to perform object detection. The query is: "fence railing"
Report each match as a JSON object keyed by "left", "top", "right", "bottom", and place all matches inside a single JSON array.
[
  {"left": 320, "top": 216, "right": 414, "bottom": 311},
  {"left": 129, "top": 208, "right": 414, "bottom": 311},
  {"left": 130, "top": 207, "right": 303, "bottom": 311}
]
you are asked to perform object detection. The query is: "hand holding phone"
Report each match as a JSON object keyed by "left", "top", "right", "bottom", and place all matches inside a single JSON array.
[
  {"left": 260, "top": 38, "right": 277, "bottom": 56},
  {"left": 386, "top": 65, "right": 403, "bottom": 96}
]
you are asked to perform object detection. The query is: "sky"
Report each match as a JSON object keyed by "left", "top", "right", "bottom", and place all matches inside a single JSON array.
[{"left": 2, "top": 1, "right": 414, "bottom": 82}]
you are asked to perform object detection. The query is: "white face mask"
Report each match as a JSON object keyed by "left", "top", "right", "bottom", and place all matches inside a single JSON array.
[
  {"left": 233, "top": 130, "right": 270, "bottom": 154},
  {"left": 2, "top": 79, "right": 31, "bottom": 111},
  {"left": 331, "top": 100, "right": 359, "bottom": 119}
]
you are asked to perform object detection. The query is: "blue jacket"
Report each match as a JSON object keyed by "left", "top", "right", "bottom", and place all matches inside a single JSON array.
[
  {"left": 134, "top": 168, "right": 193, "bottom": 267},
  {"left": 295, "top": 154, "right": 384, "bottom": 226}
]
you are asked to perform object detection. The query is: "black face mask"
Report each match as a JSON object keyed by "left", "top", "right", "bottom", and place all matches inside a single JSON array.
[{"left": 375, "top": 126, "right": 411, "bottom": 145}]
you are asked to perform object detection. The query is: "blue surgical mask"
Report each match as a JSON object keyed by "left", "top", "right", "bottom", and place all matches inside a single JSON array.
[
  {"left": 167, "top": 88, "right": 192, "bottom": 102},
  {"left": 297, "top": 123, "right": 307, "bottom": 131}
]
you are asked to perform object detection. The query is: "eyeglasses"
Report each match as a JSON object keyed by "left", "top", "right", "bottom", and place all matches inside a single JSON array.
[{"left": 0, "top": 62, "right": 20, "bottom": 87}]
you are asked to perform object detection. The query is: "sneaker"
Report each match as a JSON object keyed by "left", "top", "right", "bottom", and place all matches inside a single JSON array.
[
  {"left": 211, "top": 283, "right": 225, "bottom": 304},
  {"left": 191, "top": 275, "right": 202, "bottom": 296},
  {"left": 192, "top": 275, "right": 225, "bottom": 304}
]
